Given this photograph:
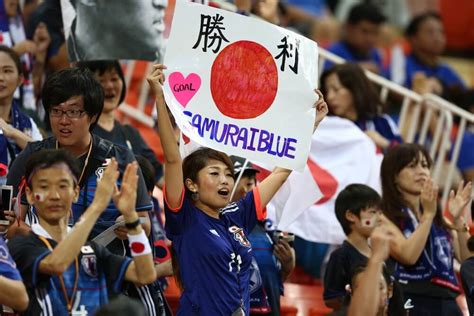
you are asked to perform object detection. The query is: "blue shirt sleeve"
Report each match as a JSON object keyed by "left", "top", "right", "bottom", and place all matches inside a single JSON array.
[
  {"left": 163, "top": 186, "right": 198, "bottom": 238},
  {"left": 0, "top": 237, "right": 22, "bottom": 281}
]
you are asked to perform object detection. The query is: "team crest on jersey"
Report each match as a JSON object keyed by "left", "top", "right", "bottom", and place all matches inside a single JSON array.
[
  {"left": 228, "top": 226, "right": 251, "bottom": 247},
  {"left": 81, "top": 246, "right": 97, "bottom": 278},
  {"left": 95, "top": 158, "right": 112, "bottom": 180}
]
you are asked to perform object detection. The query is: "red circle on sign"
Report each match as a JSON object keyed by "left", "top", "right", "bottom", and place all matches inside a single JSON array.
[
  {"left": 210, "top": 40, "right": 278, "bottom": 119},
  {"left": 131, "top": 242, "right": 145, "bottom": 253}
]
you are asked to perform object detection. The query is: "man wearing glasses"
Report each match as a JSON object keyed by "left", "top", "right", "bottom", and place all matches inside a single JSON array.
[{"left": 6, "top": 67, "right": 152, "bottom": 246}]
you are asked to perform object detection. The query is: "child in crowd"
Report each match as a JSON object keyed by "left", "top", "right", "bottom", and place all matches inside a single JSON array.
[{"left": 324, "top": 184, "right": 385, "bottom": 308}]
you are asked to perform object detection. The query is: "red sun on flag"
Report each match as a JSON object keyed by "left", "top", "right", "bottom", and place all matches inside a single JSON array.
[{"left": 210, "top": 40, "right": 278, "bottom": 119}]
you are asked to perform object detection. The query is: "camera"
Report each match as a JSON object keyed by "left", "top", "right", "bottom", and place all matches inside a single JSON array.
[
  {"left": 272, "top": 230, "right": 295, "bottom": 247},
  {"left": 0, "top": 185, "right": 13, "bottom": 225}
]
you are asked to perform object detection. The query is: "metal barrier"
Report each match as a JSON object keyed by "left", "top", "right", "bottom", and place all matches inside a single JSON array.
[
  {"left": 319, "top": 49, "right": 474, "bottom": 205},
  {"left": 118, "top": 2, "right": 474, "bottom": 205}
]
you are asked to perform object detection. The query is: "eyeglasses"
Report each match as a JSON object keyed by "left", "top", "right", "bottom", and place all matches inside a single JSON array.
[{"left": 49, "top": 108, "right": 87, "bottom": 119}]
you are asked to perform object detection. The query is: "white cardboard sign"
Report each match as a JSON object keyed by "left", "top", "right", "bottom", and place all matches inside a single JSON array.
[{"left": 163, "top": 1, "right": 319, "bottom": 170}]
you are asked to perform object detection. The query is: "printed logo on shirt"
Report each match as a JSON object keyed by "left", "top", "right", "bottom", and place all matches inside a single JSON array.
[
  {"left": 248, "top": 258, "right": 263, "bottom": 294},
  {"left": 81, "top": 248, "right": 97, "bottom": 278},
  {"left": 228, "top": 225, "right": 251, "bottom": 247},
  {"left": 0, "top": 245, "right": 16, "bottom": 269},
  {"left": 95, "top": 159, "right": 112, "bottom": 181}
]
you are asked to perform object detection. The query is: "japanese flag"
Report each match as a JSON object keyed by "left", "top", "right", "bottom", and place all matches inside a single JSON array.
[{"left": 266, "top": 116, "right": 382, "bottom": 244}]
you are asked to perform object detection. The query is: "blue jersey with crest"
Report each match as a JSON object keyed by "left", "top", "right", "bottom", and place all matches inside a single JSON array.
[
  {"left": 164, "top": 187, "right": 265, "bottom": 315},
  {"left": 8, "top": 229, "right": 131, "bottom": 316}
]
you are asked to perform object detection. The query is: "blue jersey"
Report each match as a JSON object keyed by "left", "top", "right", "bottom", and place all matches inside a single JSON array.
[
  {"left": 6, "top": 134, "right": 152, "bottom": 243},
  {"left": 354, "top": 114, "right": 403, "bottom": 149},
  {"left": 248, "top": 221, "right": 283, "bottom": 315},
  {"left": 8, "top": 228, "right": 131, "bottom": 316},
  {"left": 403, "top": 54, "right": 466, "bottom": 89},
  {"left": 324, "top": 41, "right": 387, "bottom": 77},
  {"left": 0, "top": 237, "right": 22, "bottom": 281},
  {"left": 165, "top": 187, "right": 265, "bottom": 315}
]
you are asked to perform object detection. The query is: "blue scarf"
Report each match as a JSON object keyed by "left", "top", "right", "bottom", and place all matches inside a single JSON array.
[
  {"left": 0, "top": 102, "right": 33, "bottom": 173},
  {"left": 394, "top": 208, "right": 460, "bottom": 292}
]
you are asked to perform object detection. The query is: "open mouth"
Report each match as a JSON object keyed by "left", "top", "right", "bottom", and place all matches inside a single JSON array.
[{"left": 218, "top": 188, "right": 229, "bottom": 197}]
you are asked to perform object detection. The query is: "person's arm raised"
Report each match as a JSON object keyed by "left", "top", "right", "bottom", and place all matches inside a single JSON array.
[
  {"left": 448, "top": 181, "right": 473, "bottom": 262},
  {"left": 0, "top": 276, "right": 29, "bottom": 311},
  {"left": 348, "top": 226, "right": 391, "bottom": 316},
  {"left": 115, "top": 162, "right": 157, "bottom": 285},
  {"left": 38, "top": 160, "right": 120, "bottom": 275},
  {"left": 257, "top": 89, "right": 328, "bottom": 207},
  {"left": 383, "top": 178, "right": 438, "bottom": 265},
  {"left": 147, "top": 64, "right": 183, "bottom": 209}
]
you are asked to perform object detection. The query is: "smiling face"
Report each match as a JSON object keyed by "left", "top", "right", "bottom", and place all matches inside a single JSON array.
[
  {"left": 94, "top": 68, "right": 123, "bottom": 113},
  {"left": 324, "top": 73, "right": 357, "bottom": 121},
  {"left": 26, "top": 165, "right": 80, "bottom": 225},
  {"left": 0, "top": 51, "right": 22, "bottom": 104},
  {"left": 395, "top": 152, "right": 430, "bottom": 197},
  {"left": 186, "top": 159, "right": 235, "bottom": 212}
]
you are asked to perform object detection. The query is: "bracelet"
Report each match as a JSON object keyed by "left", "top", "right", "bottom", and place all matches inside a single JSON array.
[
  {"left": 128, "top": 230, "right": 152, "bottom": 257},
  {"left": 125, "top": 218, "right": 141, "bottom": 230}
]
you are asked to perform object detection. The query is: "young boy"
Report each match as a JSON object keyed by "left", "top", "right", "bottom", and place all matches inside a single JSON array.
[
  {"left": 8, "top": 149, "right": 156, "bottom": 315},
  {"left": 323, "top": 183, "right": 383, "bottom": 309}
]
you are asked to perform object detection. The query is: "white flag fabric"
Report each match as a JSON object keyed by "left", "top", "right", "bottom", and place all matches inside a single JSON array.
[
  {"left": 163, "top": 1, "right": 319, "bottom": 171},
  {"left": 267, "top": 116, "right": 382, "bottom": 244}
]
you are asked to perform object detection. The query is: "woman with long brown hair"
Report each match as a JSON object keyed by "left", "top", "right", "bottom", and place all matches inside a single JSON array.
[{"left": 380, "top": 143, "right": 472, "bottom": 315}]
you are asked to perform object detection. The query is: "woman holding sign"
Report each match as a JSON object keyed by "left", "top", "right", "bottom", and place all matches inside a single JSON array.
[{"left": 147, "top": 63, "right": 327, "bottom": 315}]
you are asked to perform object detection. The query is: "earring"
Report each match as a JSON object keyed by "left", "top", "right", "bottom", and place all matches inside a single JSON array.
[{"left": 191, "top": 190, "right": 199, "bottom": 201}]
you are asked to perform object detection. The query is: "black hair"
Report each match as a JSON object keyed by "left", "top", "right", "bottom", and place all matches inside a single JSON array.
[
  {"left": 182, "top": 147, "right": 235, "bottom": 197},
  {"left": 94, "top": 295, "right": 146, "bottom": 316},
  {"left": 405, "top": 11, "right": 442, "bottom": 37},
  {"left": 42, "top": 67, "right": 104, "bottom": 131},
  {"left": 321, "top": 63, "right": 382, "bottom": 121},
  {"left": 347, "top": 3, "right": 386, "bottom": 25},
  {"left": 135, "top": 155, "right": 155, "bottom": 193},
  {"left": 25, "top": 149, "right": 80, "bottom": 187},
  {"left": 335, "top": 183, "right": 381, "bottom": 235},
  {"left": 0, "top": 45, "right": 23, "bottom": 76},
  {"left": 76, "top": 60, "right": 126, "bottom": 106}
]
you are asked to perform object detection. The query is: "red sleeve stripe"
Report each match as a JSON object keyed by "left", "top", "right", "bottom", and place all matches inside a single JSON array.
[
  {"left": 253, "top": 187, "right": 266, "bottom": 221},
  {"left": 163, "top": 185, "right": 185, "bottom": 213}
]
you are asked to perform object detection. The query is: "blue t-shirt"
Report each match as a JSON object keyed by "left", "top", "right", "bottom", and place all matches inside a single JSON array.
[
  {"left": 354, "top": 114, "right": 403, "bottom": 149},
  {"left": 165, "top": 187, "right": 265, "bottom": 315},
  {"left": 324, "top": 41, "right": 387, "bottom": 77},
  {"left": 403, "top": 54, "right": 466, "bottom": 89},
  {"left": 0, "top": 237, "right": 22, "bottom": 281},
  {"left": 457, "top": 128, "right": 474, "bottom": 172},
  {"left": 8, "top": 233, "right": 131, "bottom": 316},
  {"left": 248, "top": 221, "right": 283, "bottom": 315}
]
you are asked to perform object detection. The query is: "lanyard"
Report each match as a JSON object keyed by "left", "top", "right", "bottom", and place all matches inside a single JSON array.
[
  {"left": 37, "top": 235, "right": 79, "bottom": 313},
  {"left": 56, "top": 139, "right": 93, "bottom": 185}
]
